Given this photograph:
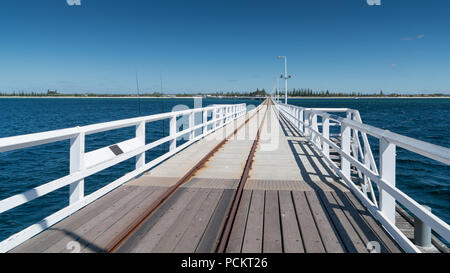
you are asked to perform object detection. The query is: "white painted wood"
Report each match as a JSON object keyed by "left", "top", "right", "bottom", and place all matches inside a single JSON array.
[
  {"left": 340, "top": 123, "right": 351, "bottom": 179},
  {"left": 169, "top": 115, "right": 177, "bottom": 151},
  {"left": 203, "top": 110, "right": 208, "bottom": 134},
  {"left": 189, "top": 112, "right": 195, "bottom": 140},
  {"left": 69, "top": 130, "right": 85, "bottom": 205},
  {"left": 379, "top": 138, "right": 396, "bottom": 225},
  {"left": 136, "top": 121, "right": 145, "bottom": 169},
  {"left": 0, "top": 128, "right": 79, "bottom": 153},
  {"left": 322, "top": 116, "right": 330, "bottom": 158},
  {"left": 272, "top": 98, "right": 450, "bottom": 249},
  {"left": 0, "top": 102, "right": 251, "bottom": 252}
]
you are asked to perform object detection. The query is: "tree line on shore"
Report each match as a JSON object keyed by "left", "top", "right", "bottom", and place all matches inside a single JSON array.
[{"left": 0, "top": 88, "right": 448, "bottom": 97}]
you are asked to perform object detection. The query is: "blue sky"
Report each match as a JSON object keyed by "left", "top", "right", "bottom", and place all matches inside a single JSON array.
[{"left": 0, "top": 0, "right": 449, "bottom": 94}]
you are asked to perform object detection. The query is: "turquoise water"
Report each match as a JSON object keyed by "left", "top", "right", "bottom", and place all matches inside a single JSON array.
[{"left": 0, "top": 98, "right": 448, "bottom": 243}]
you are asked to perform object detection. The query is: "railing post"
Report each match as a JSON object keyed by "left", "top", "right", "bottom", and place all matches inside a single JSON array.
[
  {"left": 221, "top": 107, "right": 225, "bottom": 126},
  {"left": 203, "top": 109, "right": 208, "bottom": 135},
  {"left": 414, "top": 205, "right": 432, "bottom": 247},
  {"left": 340, "top": 122, "right": 351, "bottom": 179},
  {"left": 299, "top": 109, "right": 304, "bottom": 133},
  {"left": 213, "top": 108, "right": 218, "bottom": 130},
  {"left": 323, "top": 115, "right": 330, "bottom": 158},
  {"left": 220, "top": 107, "right": 224, "bottom": 126},
  {"left": 135, "top": 121, "right": 145, "bottom": 169},
  {"left": 312, "top": 113, "right": 319, "bottom": 146},
  {"left": 304, "top": 111, "right": 310, "bottom": 137},
  {"left": 169, "top": 115, "right": 177, "bottom": 151},
  {"left": 379, "top": 138, "right": 396, "bottom": 224},
  {"left": 69, "top": 129, "right": 85, "bottom": 205},
  {"left": 189, "top": 112, "right": 195, "bottom": 141}
]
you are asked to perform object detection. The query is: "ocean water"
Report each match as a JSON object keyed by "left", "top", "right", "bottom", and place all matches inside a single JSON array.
[{"left": 0, "top": 97, "right": 448, "bottom": 243}]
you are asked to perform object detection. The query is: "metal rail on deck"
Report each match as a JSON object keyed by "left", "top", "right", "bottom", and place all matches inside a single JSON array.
[
  {"left": 273, "top": 98, "right": 450, "bottom": 253},
  {"left": 107, "top": 102, "right": 268, "bottom": 252},
  {"left": 0, "top": 103, "right": 246, "bottom": 252}
]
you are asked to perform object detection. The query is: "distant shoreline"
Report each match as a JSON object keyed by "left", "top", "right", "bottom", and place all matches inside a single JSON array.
[{"left": 0, "top": 96, "right": 449, "bottom": 99}]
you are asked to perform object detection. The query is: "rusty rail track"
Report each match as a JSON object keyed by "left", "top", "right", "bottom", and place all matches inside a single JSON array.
[
  {"left": 216, "top": 100, "right": 270, "bottom": 253},
  {"left": 107, "top": 100, "right": 268, "bottom": 253}
]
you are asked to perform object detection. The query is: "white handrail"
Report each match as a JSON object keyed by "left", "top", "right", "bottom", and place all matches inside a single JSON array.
[
  {"left": 0, "top": 103, "right": 248, "bottom": 252},
  {"left": 272, "top": 98, "right": 450, "bottom": 253}
]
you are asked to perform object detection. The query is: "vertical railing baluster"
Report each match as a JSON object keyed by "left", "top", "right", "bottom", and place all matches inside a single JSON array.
[
  {"left": 203, "top": 109, "right": 208, "bottom": 135},
  {"left": 312, "top": 113, "right": 318, "bottom": 147},
  {"left": 169, "top": 115, "right": 177, "bottom": 151},
  {"left": 135, "top": 121, "right": 145, "bottom": 169},
  {"left": 323, "top": 115, "right": 330, "bottom": 159},
  {"left": 213, "top": 108, "right": 218, "bottom": 131},
  {"left": 341, "top": 122, "right": 351, "bottom": 179},
  {"left": 189, "top": 111, "right": 194, "bottom": 141},
  {"left": 304, "top": 111, "right": 310, "bottom": 137},
  {"left": 69, "top": 128, "right": 85, "bottom": 205},
  {"left": 299, "top": 109, "right": 304, "bottom": 133},
  {"left": 380, "top": 138, "right": 396, "bottom": 224}
]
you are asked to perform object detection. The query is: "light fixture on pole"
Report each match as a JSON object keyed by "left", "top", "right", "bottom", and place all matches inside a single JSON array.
[{"left": 277, "top": 56, "right": 291, "bottom": 104}]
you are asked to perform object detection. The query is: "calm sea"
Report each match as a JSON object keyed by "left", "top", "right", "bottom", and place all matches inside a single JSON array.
[{"left": 0, "top": 98, "right": 448, "bottom": 242}]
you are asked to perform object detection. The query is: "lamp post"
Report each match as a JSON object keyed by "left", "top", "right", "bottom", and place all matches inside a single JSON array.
[{"left": 277, "top": 56, "right": 291, "bottom": 104}]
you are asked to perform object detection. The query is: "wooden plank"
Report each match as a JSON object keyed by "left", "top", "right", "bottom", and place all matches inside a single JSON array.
[
  {"left": 63, "top": 187, "right": 160, "bottom": 252},
  {"left": 116, "top": 188, "right": 199, "bottom": 253},
  {"left": 304, "top": 191, "right": 345, "bottom": 253},
  {"left": 114, "top": 187, "right": 190, "bottom": 252},
  {"left": 77, "top": 186, "right": 166, "bottom": 253},
  {"left": 150, "top": 188, "right": 213, "bottom": 252},
  {"left": 226, "top": 190, "right": 252, "bottom": 253},
  {"left": 319, "top": 191, "right": 368, "bottom": 253},
  {"left": 263, "top": 190, "right": 282, "bottom": 253},
  {"left": 345, "top": 192, "right": 402, "bottom": 253},
  {"left": 11, "top": 185, "right": 134, "bottom": 253},
  {"left": 44, "top": 186, "right": 148, "bottom": 253},
  {"left": 291, "top": 191, "right": 325, "bottom": 253},
  {"left": 278, "top": 191, "right": 304, "bottom": 253},
  {"left": 196, "top": 189, "right": 235, "bottom": 253},
  {"left": 241, "top": 190, "right": 264, "bottom": 253},
  {"left": 171, "top": 189, "right": 224, "bottom": 253},
  {"left": 331, "top": 191, "right": 390, "bottom": 253}
]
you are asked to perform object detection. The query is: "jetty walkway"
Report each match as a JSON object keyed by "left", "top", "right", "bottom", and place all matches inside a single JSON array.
[{"left": 1, "top": 99, "right": 449, "bottom": 253}]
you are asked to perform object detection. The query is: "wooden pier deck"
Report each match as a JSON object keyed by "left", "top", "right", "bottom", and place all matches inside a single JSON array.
[{"left": 11, "top": 103, "right": 403, "bottom": 253}]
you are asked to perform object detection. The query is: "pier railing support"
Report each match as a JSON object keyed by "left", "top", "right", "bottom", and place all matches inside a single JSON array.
[
  {"left": 69, "top": 129, "right": 85, "bottom": 205},
  {"left": 379, "top": 138, "right": 396, "bottom": 224},
  {"left": 203, "top": 110, "right": 208, "bottom": 135},
  {"left": 299, "top": 109, "right": 304, "bottom": 133},
  {"left": 322, "top": 115, "right": 330, "bottom": 159},
  {"left": 311, "top": 113, "right": 319, "bottom": 147},
  {"left": 340, "top": 123, "right": 351, "bottom": 179},
  {"left": 189, "top": 112, "right": 195, "bottom": 141},
  {"left": 414, "top": 205, "right": 432, "bottom": 247},
  {"left": 135, "top": 121, "right": 145, "bottom": 169},
  {"left": 304, "top": 111, "right": 310, "bottom": 138},
  {"left": 272, "top": 98, "right": 450, "bottom": 252},
  {"left": 213, "top": 109, "right": 218, "bottom": 130},
  {"left": 169, "top": 115, "right": 177, "bottom": 151}
]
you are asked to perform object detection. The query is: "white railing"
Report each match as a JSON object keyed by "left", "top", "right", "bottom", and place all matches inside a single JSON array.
[
  {"left": 273, "top": 98, "right": 450, "bottom": 253},
  {"left": 0, "top": 103, "right": 247, "bottom": 252}
]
